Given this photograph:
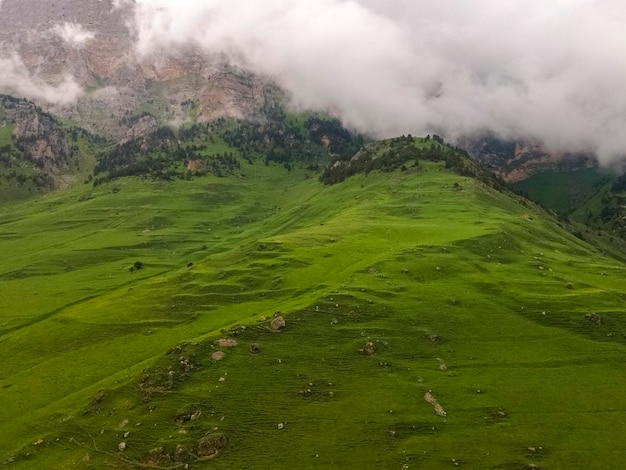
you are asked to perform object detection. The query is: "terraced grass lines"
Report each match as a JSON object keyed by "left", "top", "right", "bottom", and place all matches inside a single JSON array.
[{"left": 1, "top": 161, "right": 625, "bottom": 469}]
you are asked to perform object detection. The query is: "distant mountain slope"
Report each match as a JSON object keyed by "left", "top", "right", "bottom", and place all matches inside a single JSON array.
[
  {"left": 1, "top": 0, "right": 612, "bottom": 188},
  {"left": 571, "top": 174, "right": 626, "bottom": 240},
  {"left": 462, "top": 135, "right": 596, "bottom": 183},
  {"left": 507, "top": 167, "right": 626, "bottom": 243},
  {"left": 512, "top": 168, "right": 614, "bottom": 215}
]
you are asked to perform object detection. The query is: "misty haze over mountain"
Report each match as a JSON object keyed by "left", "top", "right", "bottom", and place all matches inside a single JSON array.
[{"left": 1, "top": 0, "right": 625, "bottom": 166}]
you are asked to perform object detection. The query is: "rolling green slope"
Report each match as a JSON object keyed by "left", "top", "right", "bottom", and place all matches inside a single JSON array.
[
  {"left": 512, "top": 168, "right": 614, "bottom": 215},
  {"left": 571, "top": 174, "right": 626, "bottom": 240},
  {"left": 1, "top": 158, "right": 625, "bottom": 469}
]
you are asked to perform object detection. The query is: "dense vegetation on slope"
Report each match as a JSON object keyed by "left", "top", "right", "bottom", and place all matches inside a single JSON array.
[
  {"left": 571, "top": 176, "right": 626, "bottom": 240},
  {"left": 0, "top": 95, "right": 105, "bottom": 199},
  {"left": 319, "top": 134, "right": 504, "bottom": 188},
  {"left": 512, "top": 168, "right": 614, "bottom": 216},
  {"left": 93, "top": 114, "right": 364, "bottom": 184},
  {"left": 1, "top": 151, "right": 626, "bottom": 469},
  {"left": 513, "top": 168, "right": 626, "bottom": 243}
]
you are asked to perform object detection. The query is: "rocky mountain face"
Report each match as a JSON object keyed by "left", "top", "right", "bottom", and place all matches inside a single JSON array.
[
  {"left": 0, "top": 0, "right": 600, "bottom": 184},
  {"left": 0, "top": 0, "right": 273, "bottom": 140},
  {"left": 463, "top": 136, "right": 596, "bottom": 183},
  {"left": 0, "top": 95, "right": 69, "bottom": 172}
]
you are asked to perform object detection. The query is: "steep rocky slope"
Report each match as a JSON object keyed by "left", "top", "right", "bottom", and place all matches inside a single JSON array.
[
  {"left": 0, "top": 0, "right": 273, "bottom": 139},
  {"left": 463, "top": 135, "right": 596, "bottom": 183},
  {"left": 0, "top": 95, "right": 105, "bottom": 197},
  {"left": 1, "top": 96, "right": 69, "bottom": 172}
]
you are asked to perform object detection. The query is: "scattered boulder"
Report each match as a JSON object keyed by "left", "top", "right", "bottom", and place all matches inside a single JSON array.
[
  {"left": 174, "top": 444, "right": 190, "bottom": 463},
  {"left": 83, "top": 389, "right": 107, "bottom": 415},
  {"left": 424, "top": 391, "right": 447, "bottom": 417},
  {"left": 91, "top": 389, "right": 107, "bottom": 405},
  {"left": 144, "top": 447, "right": 166, "bottom": 466},
  {"left": 585, "top": 313, "right": 602, "bottom": 326},
  {"left": 187, "top": 159, "right": 203, "bottom": 174},
  {"left": 176, "top": 410, "right": 202, "bottom": 424},
  {"left": 167, "top": 344, "right": 188, "bottom": 356},
  {"left": 196, "top": 432, "right": 227, "bottom": 459},
  {"left": 227, "top": 325, "right": 246, "bottom": 336},
  {"left": 118, "top": 442, "right": 127, "bottom": 452},
  {"left": 166, "top": 369, "right": 176, "bottom": 389},
  {"left": 360, "top": 342, "right": 376, "bottom": 356},
  {"left": 270, "top": 316, "right": 286, "bottom": 331},
  {"left": 211, "top": 351, "right": 225, "bottom": 361},
  {"left": 179, "top": 357, "right": 192, "bottom": 372},
  {"left": 425, "top": 333, "right": 439, "bottom": 343},
  {"left": 216, "top": 338, "right": 238, "bottom": 347}
]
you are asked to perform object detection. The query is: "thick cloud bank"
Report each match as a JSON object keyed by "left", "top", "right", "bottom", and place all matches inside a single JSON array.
[
  {"left": 0, "top": 54, "right": 83, "bottom": 105},
  {"left": 133, "top": 0, "right": 626, "bottom": 164},
  {"left": 51, "top": 22, "right": 95, "bottom": 47}
]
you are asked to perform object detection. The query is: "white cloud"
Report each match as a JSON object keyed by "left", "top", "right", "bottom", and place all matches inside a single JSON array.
[
  {"left": 0, "top": 54, "right": 83, "bottom": 105},
  {"left": 132, "top": 0, "right": 626, "bottom": 164},
  {"left": 51, "top": 22, "right": 95, "bottom": 47},
  {"left": 96, "top": 0, "right": 133, "bottom": 11}
]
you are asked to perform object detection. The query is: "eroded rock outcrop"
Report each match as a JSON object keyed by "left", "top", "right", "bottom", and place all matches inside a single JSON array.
[
  {"left": 0, "top": 96, "right": 69, "bottom": 172},
  {"left": 0, "top": 0, "right": 274, "bottom": 139}
]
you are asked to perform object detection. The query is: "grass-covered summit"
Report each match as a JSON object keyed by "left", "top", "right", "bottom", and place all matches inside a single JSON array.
[{"left": 1, "top": 140, "right": 625, "bottom": 469}]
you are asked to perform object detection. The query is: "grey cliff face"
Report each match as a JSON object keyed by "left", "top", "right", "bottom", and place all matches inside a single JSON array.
[
  {"left": 462, "top": 136, "right": 596, "bottom": 183},
  {"left": 0, "top": 0, "right": 272, "bottom": 139},
  {"left": 1, "top": 96, "right": 69, "bottom": 172}
]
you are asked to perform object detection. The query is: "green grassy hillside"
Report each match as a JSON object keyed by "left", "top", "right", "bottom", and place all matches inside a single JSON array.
[
  {"left": 512, "top": 168, "right": 614, "bottom": 215},
  {"left": 571, "top": 174, "right": 626, "bottom": 240},
  {"left": 1, "top": 157, "right": 625, "bottom": 469}
]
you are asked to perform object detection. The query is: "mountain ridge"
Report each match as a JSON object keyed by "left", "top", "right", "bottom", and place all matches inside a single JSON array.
[{"left": 0, "top": 0, "right": 610, "bottom": 185}]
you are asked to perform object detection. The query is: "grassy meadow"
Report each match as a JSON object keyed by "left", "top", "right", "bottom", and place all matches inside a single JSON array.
[{"left": 0, "top": 159, "right": 625, "bottom": 469}]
